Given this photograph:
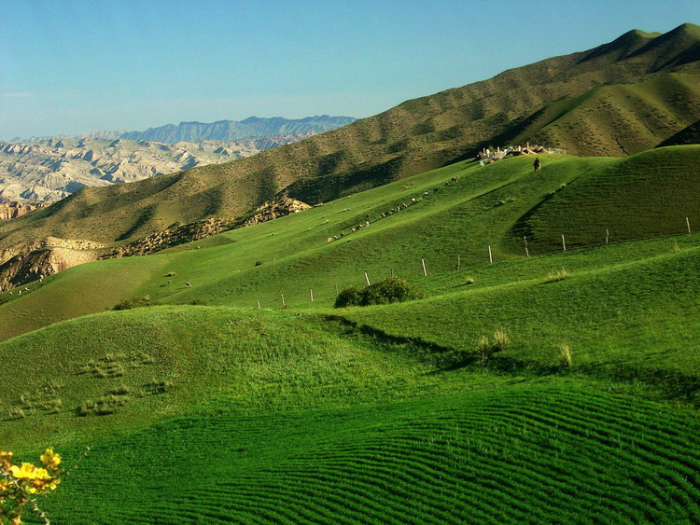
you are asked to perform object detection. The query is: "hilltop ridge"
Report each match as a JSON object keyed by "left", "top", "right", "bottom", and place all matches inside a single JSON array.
[
  {"left": 0, "top": 24, "right": 699, "bottom": 260},
  {"left": 119, "top": 116, "right": 357, "bottom": 143}
]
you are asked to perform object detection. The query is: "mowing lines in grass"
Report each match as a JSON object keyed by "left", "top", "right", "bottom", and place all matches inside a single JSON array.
[{"left": 42, "top": 386, "right": 700, "bottom": 523}]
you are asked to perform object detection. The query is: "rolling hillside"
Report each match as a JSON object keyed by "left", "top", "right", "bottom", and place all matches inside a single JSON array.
[
  {"left": 2, "top": 23, "right": 700, "bottom": 524},
  {"left": 1, "top": 24, "right": 699, "bottom": 252},
  {"left": 2, "top": 145, "right": 700, "bottom": 522}
]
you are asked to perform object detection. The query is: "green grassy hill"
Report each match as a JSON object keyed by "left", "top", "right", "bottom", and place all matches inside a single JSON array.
[
  {"left": 2, "top": 146, "right": 700, "bottom": 522},
  {"left": 1, "top": 24, "right": 699, "bottom": 249}
]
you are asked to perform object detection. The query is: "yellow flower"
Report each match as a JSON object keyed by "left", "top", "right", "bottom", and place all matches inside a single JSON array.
[
  {"left": 46, "top": 478, "right": 60, "bottom": 491},
  {"left": 0, "top": 450, "right": 12, "bottom": 470},
  {"left": 10, "top": 463, "right": 38, "bottom": 480},
  {"left": 0, "top": 479, "right": 11, "bottom": 492},
  {"left": 40, "top": 449, "right": 61, "bottom": 468},
  {"left": 35, "top": 468, "right": 51, "bottom": 481}
]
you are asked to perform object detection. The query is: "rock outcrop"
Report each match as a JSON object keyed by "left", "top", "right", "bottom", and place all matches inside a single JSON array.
[
  {"left": 239, "top": 196, "right": 311, "bottom": 227},
  {"left": 0, "top": 202, "right": 44, "bottom": 220},
  {"left": 102, "top": 218, "right": 235, "bottom": 259},
  {"left": 0, "top": 237, "right": 106, "bottom": 290}
]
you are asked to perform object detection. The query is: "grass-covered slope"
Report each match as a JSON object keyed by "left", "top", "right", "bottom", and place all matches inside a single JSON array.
[
  {"left": 1, "top": 24, "right": 699, "bottom": 247},
  {"left": 512, "top": 145, "right": 700, "bottom": 251},
  {"left": 3, "top": 146, "right": 700, "bottom": 522},
  {"left": 1, "top": 146, "right": 698, "bottom": 337},
  {"left": 41, "top": 387, "right": 700, "bottom": 524}
]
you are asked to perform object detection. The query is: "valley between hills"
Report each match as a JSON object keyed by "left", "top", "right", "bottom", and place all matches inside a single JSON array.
[{"left": 2, "top": 23, "right": 700, "bottom": 524}]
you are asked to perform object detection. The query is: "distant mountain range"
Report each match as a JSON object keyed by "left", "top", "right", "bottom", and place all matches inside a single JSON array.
[
  {"left": 1, "top": 23, "right": 700, "bottom": 250},
  {"left": 14, "top": 116, "right": 357, "bottom": 144},
  {"left": 120, "top": 116, "right": 358, "bottom": 143},
  {"left": 1, "top": 116, "right": 356, "bottom": 203}
]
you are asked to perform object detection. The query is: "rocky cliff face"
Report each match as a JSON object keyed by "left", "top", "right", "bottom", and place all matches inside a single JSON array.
[
  {"left": 0, "top": 237, "right": 106, "bottom": 290},
  {"left": 0, "top": 202, "right": 44, "bottom": 220}
]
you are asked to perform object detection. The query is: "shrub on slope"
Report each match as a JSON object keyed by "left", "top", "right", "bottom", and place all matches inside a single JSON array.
[{"left": 335, "top": 277, "right": 424, "bottom": 307}]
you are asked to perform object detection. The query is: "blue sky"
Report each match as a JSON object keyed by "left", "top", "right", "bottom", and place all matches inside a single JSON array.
[{"left": 1, "top": 0, "right": 699, "bottom": 140}]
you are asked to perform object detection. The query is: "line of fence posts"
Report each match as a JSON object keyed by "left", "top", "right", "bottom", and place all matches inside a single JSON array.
[{"left": 266, "top": 217, "right": 695, "bottom": 307}]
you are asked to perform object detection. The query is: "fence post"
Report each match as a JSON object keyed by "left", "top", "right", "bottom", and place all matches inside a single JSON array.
[
  {"left": 335, "top": 283, "right": 339, "bottom": 296},
  {"left": 364, "top": 272, "right": 371, "bottom": 286},
  {"left": 606, "top": 229, "right": 609, "bottom": 245},
  {"left": 523, "top": 236, "right": 529, "bottom": 258},
  {"left": 687, "top": 217, "right": 692, "bottom": 234},
  {"left": 562, "top": 234, "right": 567, "bottom": 251},
  {"left": 457, "top": 255, "right": 461, "bottom": 270},
  {"left": 257, "top": 300, "right": 261, "bottom": 310},
  {"left": 488, "top": 246, "right": 493, "bottom": 264},
  {"left": 310, "top": 289, "right": 314, "bottom": 302},
  {"left": 422, "top": 259, "right": 428, "bottom": 276},
  {"left": 281, "top": 294, "right": 286, "bottom": 307}
]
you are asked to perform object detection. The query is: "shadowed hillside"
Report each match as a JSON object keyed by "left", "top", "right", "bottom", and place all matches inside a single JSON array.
[
  {"left": 659, "top": 117, "right": 700, "bottom": 145},
  {"left": 1, "top": 24, "right": 699, "bottom": 251}
]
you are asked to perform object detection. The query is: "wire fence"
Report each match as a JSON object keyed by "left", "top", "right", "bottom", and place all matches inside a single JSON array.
[{"left": 249, "top": 216, "right": 699, "bottom": 310}]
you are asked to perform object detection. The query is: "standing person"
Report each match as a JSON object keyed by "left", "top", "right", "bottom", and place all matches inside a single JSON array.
[{"left": 533, "top": 157, "right": 541, "bottom": 172}]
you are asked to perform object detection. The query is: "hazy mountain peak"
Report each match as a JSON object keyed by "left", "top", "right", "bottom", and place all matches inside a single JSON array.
[{"left": 119, "top": 116, "right": 356, "bottom": 143}]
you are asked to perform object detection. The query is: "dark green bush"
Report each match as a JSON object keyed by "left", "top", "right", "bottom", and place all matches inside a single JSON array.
[
  {"left": 335, "top": 286, "right": 364, "bottom": 308},
  {"left": 334, "top": 277, "right": 423, "bottom": 308},
  {"left": 187, "top": 299, "right": 210, "bottom": 306},
  {"left": 361, "top": 277, "right": 423, "bottom": 305},
  {"left": 112, "top": 297, "right": 157, "bottom": 310}
]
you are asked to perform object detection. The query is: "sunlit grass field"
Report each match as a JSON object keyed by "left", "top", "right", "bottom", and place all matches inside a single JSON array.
[{"left": 2, "top": 146, "right": 700, "bottom": 522}]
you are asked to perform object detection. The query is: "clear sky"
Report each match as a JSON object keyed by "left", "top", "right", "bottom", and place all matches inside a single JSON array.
[{"left": 1, "top": 0, "right": 699, "bottom": 140}]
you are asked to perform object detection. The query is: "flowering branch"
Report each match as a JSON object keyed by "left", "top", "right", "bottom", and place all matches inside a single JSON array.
[{"left": 0, "top": 449, "right": 61, "bottom": 525}]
